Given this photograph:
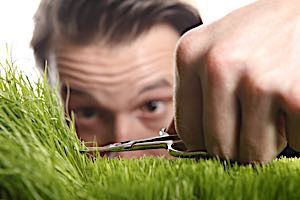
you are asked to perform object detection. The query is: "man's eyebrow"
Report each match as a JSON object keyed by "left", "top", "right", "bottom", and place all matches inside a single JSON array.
[
  {"left": 61, "top": 85, "right": 90, "bottom": 97},
  {"left": 138, "top": 79, "right": 172, "bottom": 95}
]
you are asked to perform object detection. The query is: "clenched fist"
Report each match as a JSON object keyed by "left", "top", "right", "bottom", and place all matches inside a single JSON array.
[{"left": 173, "top": 0, "right": 300, "bottom": 163}]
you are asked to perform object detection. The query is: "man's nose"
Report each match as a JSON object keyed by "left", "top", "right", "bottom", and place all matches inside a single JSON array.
[{"left": 113, "top": 114, "right": 135, "bottom": 142}]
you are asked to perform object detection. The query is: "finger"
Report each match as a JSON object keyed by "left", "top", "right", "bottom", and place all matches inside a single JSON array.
[
  {"left": 202, "top": 64, "right": 240, "bottom": 160},
  {"left": 285, "top": 112, "right": 300, "bottom": 151},
  {"left": 174, "top": 31, "right": 206, "bottom": 151},
  {"left": 240, "top": 90, "right": 286, "bottom": 163},
  {"left": 279, "top": 86, "right": 300, "bottom": 152},
  {"left": 174, "top": 64, "right": 205, "bottom": 151}
]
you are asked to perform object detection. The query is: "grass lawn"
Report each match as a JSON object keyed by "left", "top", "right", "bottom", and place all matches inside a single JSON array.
[{"left": 0, "top": 60, "right": 300, "bottom": 200}]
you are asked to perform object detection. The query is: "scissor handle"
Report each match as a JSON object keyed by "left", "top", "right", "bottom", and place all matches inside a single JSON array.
[
  {"left": 159, "top": 128, "right": 210, "bottom": 158},
  {"left": 167, "top": 142, "right": 210, "bottom": 158}
]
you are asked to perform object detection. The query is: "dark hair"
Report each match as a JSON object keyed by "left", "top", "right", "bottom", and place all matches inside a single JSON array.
[{"left": 31, "top": 0, "right": 202, "bottom": 70}]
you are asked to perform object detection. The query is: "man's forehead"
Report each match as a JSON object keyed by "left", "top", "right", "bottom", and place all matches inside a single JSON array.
[
  {"left": 55, "top": 25, "right": 179, "bottom": 82},
  {"left": 56, "top": 24, "right": 178, "bottom": 106},
  {"left": 56, "top": 44, "right": 174, "bottom": 69},
  {"left": 62, "top": 78, "right": 172, "bottom": 96}
]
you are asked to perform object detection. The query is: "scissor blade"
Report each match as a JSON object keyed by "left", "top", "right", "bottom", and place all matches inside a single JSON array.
[
  {"left": 80, "top": 134, "right": 180, "bottom": 153},
  {"left": 80, "top": 141, "right": 134, "bottom": 153}
]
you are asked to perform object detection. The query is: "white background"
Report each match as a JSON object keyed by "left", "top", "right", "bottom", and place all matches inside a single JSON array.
[
  {"left": 0, "top": 0, "right": 256, "bottom": 81},
  {"left": 0, "top": 0, "right": 41, "bottom": 80}
]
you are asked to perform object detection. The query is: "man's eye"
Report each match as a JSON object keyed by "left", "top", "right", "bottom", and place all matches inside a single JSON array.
[
  {"left": 74, "top": 107, "right": 98, "bottom": 119},
  {"left": 142, "top": 100, "right": 163, "bottom": 113}
]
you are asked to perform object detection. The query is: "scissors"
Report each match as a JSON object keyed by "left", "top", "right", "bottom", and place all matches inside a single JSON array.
[{"left": 80, "top": 128, "right": 210, "bottom": 158}]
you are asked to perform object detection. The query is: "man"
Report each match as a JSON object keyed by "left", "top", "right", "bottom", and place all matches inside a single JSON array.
[
  {"left": 173, "top": 0, "right": 300, "bottom": 163},
  {"left": 31, "top": 0, "right": 202, "bottom": 158}
]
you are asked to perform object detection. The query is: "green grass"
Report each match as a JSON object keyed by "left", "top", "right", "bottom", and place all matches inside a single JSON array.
[{"left": 0, "top": 59, "right": 300, "bottom": 200}]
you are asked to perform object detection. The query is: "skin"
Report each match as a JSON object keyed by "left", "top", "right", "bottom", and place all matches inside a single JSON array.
[
  {"left": 55, "top": 24, "right": 179, "bottom": 158},
  {"left": 173, "top": 0, "right": 300, "bottom": 163}
]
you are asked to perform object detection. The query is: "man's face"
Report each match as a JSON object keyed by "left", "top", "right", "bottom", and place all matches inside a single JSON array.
[{"left": 55, "top": 24, "right": 179, "bottom": 158}]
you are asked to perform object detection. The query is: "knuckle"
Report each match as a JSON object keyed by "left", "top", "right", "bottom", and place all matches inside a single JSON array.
[
  {"left": 176, "top": 29, "right": 198, "bottom": 69},
  {"left": 176, "top": 27, "right": 210, "bottom": 74},
  {"left": 280, "top": 86, "right": 300, "bottom": 113},
  {"left": 241, "top": 73, "right": 271, "bottom": 97},
  {"left": 204, "top": 43, "right": 243, "bottom": 85},
  {"left": 206, "top": 41, "right": 242, "bottom": 71},
  {"left": 206, "top": 45, "right": 231, "bottom": 71}
]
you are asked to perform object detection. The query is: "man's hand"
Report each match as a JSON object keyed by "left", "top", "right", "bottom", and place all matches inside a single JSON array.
[{"left": 174, "top": 0, "right": 300, "bottom": 163}]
